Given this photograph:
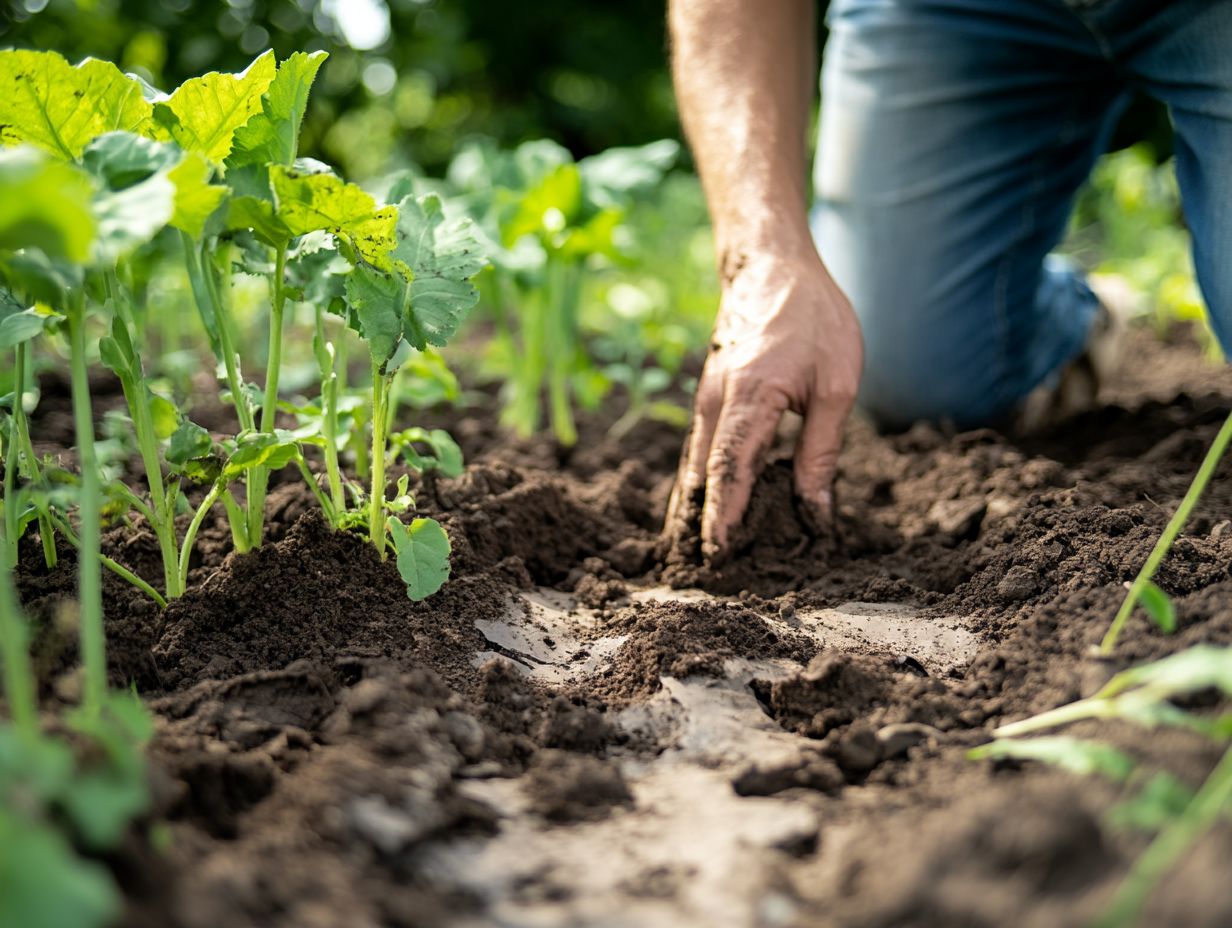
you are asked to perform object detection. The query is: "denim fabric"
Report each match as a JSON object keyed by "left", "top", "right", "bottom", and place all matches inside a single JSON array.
[{"left": 811, "top": 0, "right": 1232, "bottom": 429}]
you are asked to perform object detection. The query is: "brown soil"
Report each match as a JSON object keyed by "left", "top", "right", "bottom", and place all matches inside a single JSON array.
[{"left": 12, "top": 327, "right": 1232, "bottom": 927}]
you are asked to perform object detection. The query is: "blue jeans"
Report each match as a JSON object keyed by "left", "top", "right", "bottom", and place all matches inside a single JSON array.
[{"left": 811, "top": 0, "right": 1232, "bottom": 429}]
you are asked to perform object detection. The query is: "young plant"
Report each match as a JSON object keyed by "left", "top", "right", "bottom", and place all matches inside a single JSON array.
[
  {"left": 341, "top": 193, "right": 485, "bottom": 598},
  {"left": 448, "top": 138, "right": 678, "bottom": 445},
  {"left": 971, "top": 646, "right": 1232, "bottom": 928},
  {"left": 1101, "top": 409, "right": 1232, "bottom": 653}
]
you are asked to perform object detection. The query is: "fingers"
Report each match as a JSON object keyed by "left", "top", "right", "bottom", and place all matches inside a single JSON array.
[
  {"left": 700, "top": 384, "right": 788, "bottom": 561},
  {"left": 793, "top": 393, "right": 854, "bottom": 530},
  {"left": 664, "top": 369, "right": 722, "bottom": 532}
]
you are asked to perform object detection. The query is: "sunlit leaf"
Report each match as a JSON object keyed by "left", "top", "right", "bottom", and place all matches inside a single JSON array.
[
  {"left": 166, "top": 152, "right": 227, "bottom": 237},
  {"left": 271, "top": 165, "right": 396, "bottom": 265},
  {"left": 90, "top": 168, "right": 175, "bottom": 263},
  {"left": 149, "top": 50, "right": 276, "bottom": 164},
  {"left": 0, "top": 50, "right": 152, "bottom": 160},
  {"left": 228, "top": 51, "right": 327, "bottom": 169},
  {"left": 390, "top": 193, "right": 485, "bottom": 349},
  {"left": 387, "top": 516, "right": 451, "bottom": 601},
  {"left": 0, "top": 147, "right": 95, "bottom": 263},
  {"left": 81, "top": 131, "right": 178, "bottom": 189}
]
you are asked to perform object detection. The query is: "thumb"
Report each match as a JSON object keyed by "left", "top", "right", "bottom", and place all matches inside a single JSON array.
[{"left": 793, "top": 398, "right": 851, "bottom": 530}]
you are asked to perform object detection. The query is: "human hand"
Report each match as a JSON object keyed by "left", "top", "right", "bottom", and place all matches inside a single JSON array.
[{"left": 664, "top": 244, "right": 863, "bottom": 563}]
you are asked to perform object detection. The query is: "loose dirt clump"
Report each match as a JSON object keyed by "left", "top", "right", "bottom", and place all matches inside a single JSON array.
[{"left": 590, "top": 599, "right": 817, "bottom": 704}]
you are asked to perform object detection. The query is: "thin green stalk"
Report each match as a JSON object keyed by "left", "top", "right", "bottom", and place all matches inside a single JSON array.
[
  {"left": 183, "top": 233, "right": 254, "bottom": 433},
  {"left": 105, "top": 275, "right": 181, "bottom": 598},
  {"left": 177, "top": 480, "right": 224, "bottom": 593},
  {"left": 3, "top": 396, "right": 18, "bottom": 571},
  {"left": 47, "top": 511, "right": 167, "bottom": 609},
  {"left": 295, "top": 457, "right": 335, "bottom": 525},
  {"left": 67, "top": 296, "right": 106, "bottom": 715},
  {"left": 510, "top": 280, "right": 546, "bottom": 438},
  {"left": 1101, "top": 409, "right": 1232, "bottom": 654},
  {"left": 9, "top": 343, "right": 57, "bottom": 568},
  {"left": 315, "top": 307, "right": 345, "bottom": 521},
  {"left": 547, "top": 256, "right": 578, "bottom": 447},
  {"left": 1095, "top": 746, "right": 1232, "bottom": 928},
  {"left": 221, "top": 490, "right": 251, "bottom": 553},
  {"left": 370, "top": 361, "right": 389, "bottom": 559},
  {"left": 0, "top": 534, "right": 37, "bottom": 741},
  {"left": 245, "top": 242, "right": 289, "bottom": 547}
]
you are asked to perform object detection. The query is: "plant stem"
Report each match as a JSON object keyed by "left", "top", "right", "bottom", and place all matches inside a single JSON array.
[
  {"left": 1095, "top": 746, "right": 1232, "bottom": 928},
  {"left": 177, "top": 480, "right": 225, "bottom": 593},
  {"left": 106, "top": 275, "right": 181, "bottom": 599},
  {"left": 9, "top": 343, "right": 57, "bottom": 568},
  {"left": 0, "top": 535, "right": 37, "bottom": 742},
  {"left": 370, "top": 361, "right": 389, "bottom": 559},
  {"left": 1101, "top": 409, "right": 1232, "bottom": 654},
  {"left": 46, "top": 511, "right": 167, "bottom": 609},
  {"left": 295, "top": 457, "right": 335, "bottom": 524},
  {"left": 315, "top": 307, "right": 345, "bottom": 522},
  {"left": 67, "top": 295, "right": 106, "bottom": 715},
  {"left": 245, "top": 242, "right": 289, "bottom": 547},
  {"left": 547, "top": 257, "right": 578, "bottom": 447},
  {"left": 221, "top": 490, "right": 251, "bottom": 553}
]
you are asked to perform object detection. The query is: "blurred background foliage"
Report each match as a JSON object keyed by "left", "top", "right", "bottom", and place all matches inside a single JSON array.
[{"left": 0, "top": 0, "right": 682, "bottom": 178}]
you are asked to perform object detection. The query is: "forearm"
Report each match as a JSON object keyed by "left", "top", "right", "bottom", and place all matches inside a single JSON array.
[{"left": 668, "top": 0, "right": 817, "bottom": 276}]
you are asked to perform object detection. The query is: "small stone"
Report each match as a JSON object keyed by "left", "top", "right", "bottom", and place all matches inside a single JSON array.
[
  {"left": 927, "top": 498, "right": 986, "bottom": 539},
  {"left": 996, "top": 565, "right": 1041, "bottom": 603},
  {"left": 835, "top": 724, "right": 881, "bottom": 775},
  {"left": 876, "top": 722, "right": 941, "bottom": 758}
]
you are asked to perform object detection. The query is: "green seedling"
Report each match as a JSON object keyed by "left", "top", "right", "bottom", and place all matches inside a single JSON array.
[
  {"left": 447, "top": 137, "right": 678, "bottom": 445},
  {"left": 1102, "top": 409, "right": 1232, "bottom": 653},
  {"left": 971, "top": 646, "right": 1232, "bottom": 928}
]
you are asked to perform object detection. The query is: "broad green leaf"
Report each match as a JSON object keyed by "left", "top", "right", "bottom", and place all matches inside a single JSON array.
[
  {"left": 90, "top": 169, "right": 175, "bottom": 263},
  {"left": 148, "top": 394, "right": 179, "bottom": 440},
  {"left": 228, "top": 51, "right": 328, "bottom": 168},
  {"left": 391, "top": 194, "right": 485, "bottom": 349},
  {"left": 223, "top": 431, "right": 300, "bottom": 478},
  {"left": 0, "top": 50, "right": 152, "bottom": 160},
  {"left": 504, "top": 162, "right": 583, "bottom": 246},
  {"left": 968, "top": 736, "right": 1136, "bottom": 782},
  {"left": 579, "top": 139, "right": 679, "bottom": 208},
  {"left": 150, "top": 51, "right": 276, "bottom": 164},
  {"left": 226, "top": 194, "right": 291, "bottom": 246},
  {"left": 387, "top": 516, "right": 451, "bottom": 601},
  {"left": 166, "top": 152, "right": 227, "bottom": 237},
  {"left": 0, "top": 305, "right": 61, "bottom": 349},
  {"left": 271, "top": 165, "right": 396, "bottom": 265},
  {"left": 1138, "top": 580, "right": 1177, "bottom": 634},
  {"left": 394, "top": 427, "right": 464, "bottom": 478},
  {"left": 166, "top": 419, "right": 213, "bottom": 466},
  {"left": 0, "top": 810, "right": 119, "bottom": 928},
  {"left": 81, "top": 131, "right": 179, "bottom": 189},
  {"left": 0, "top": 147, "right": 95, "bottom": 262},
  {"left": 344, "top": 263, "right": 406, "bottom": 368}
]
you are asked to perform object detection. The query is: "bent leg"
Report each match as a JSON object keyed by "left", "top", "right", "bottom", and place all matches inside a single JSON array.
[
  {"left": 1119, "top": 0, "right": 1232, "bottom": 352},
  {"left": 813, "top": 0, "right": 1128, "bottom": 429}
]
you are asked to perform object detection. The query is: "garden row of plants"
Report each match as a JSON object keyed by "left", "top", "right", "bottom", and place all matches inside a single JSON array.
[{"left": 0, "top": 47, "right": 717, "bottom": 926}]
